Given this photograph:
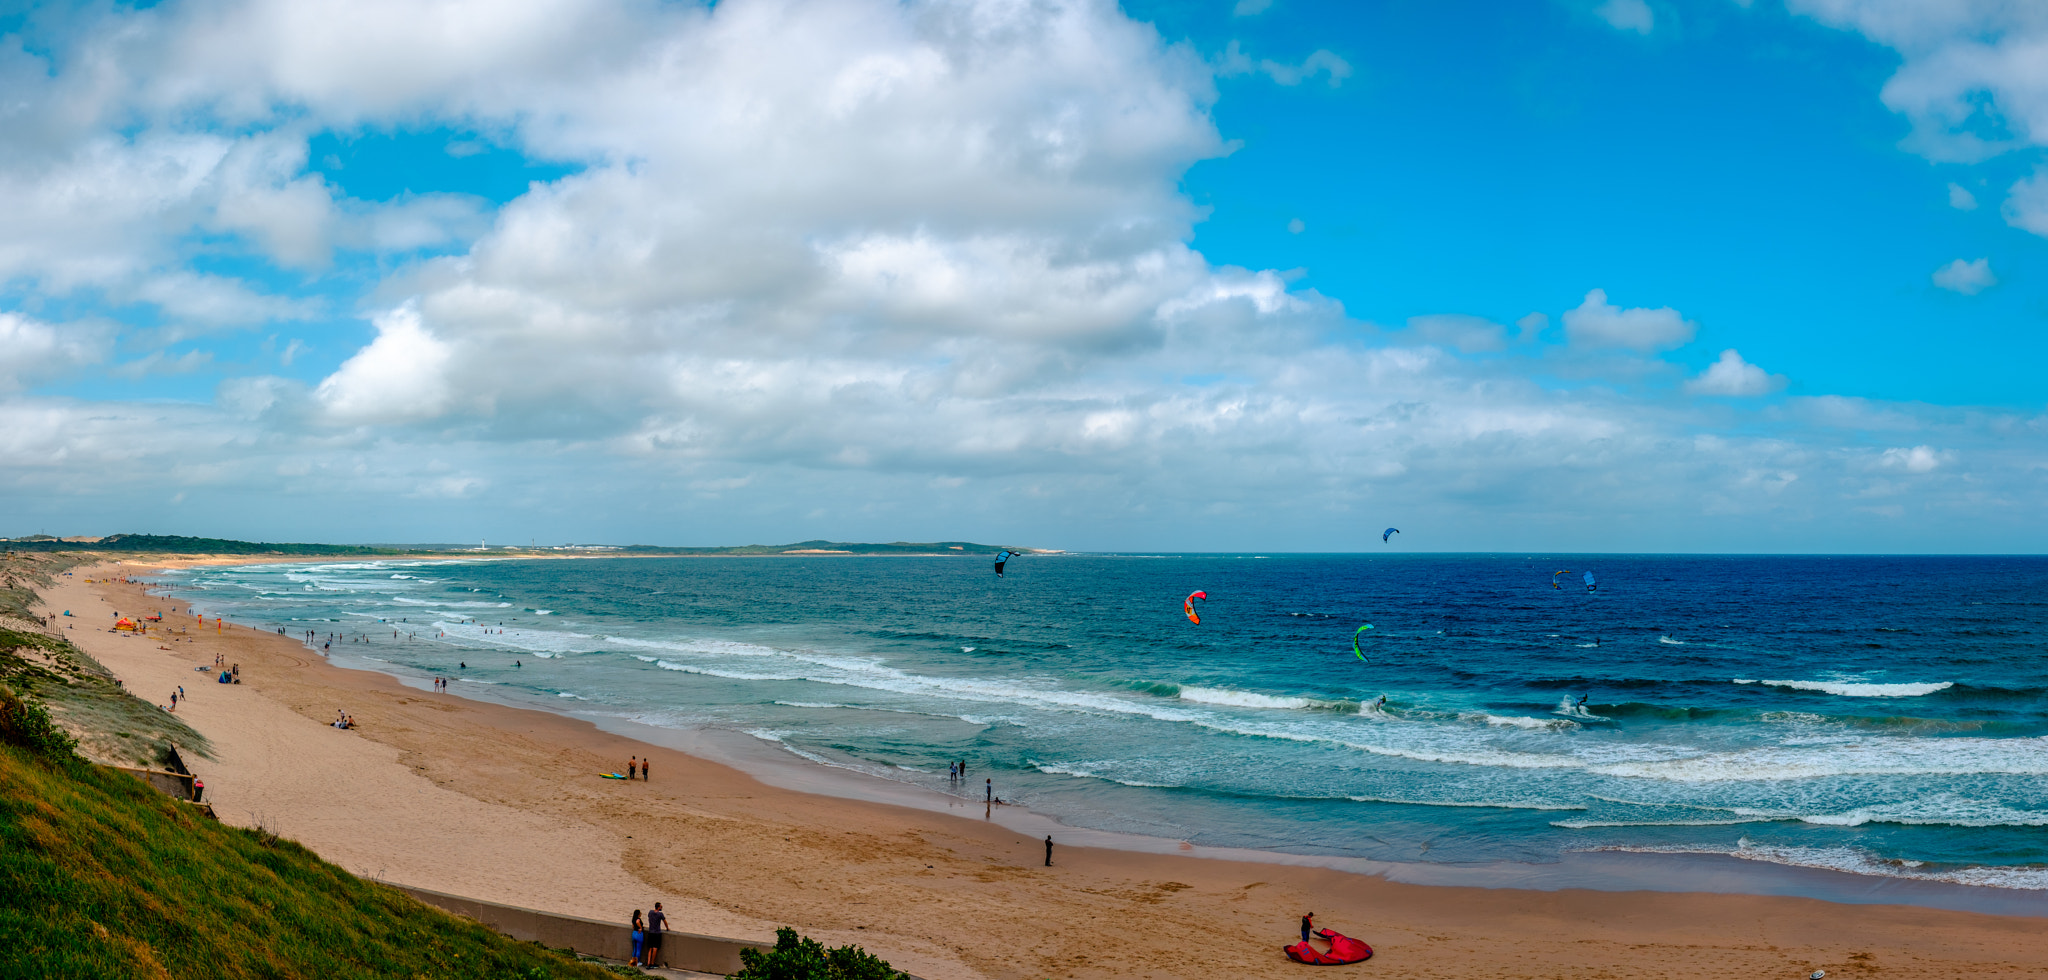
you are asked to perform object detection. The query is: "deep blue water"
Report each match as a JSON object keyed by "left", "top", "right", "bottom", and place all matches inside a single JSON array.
[{"left": 154, "top": 554, "right": 2048, "bottom": 890}]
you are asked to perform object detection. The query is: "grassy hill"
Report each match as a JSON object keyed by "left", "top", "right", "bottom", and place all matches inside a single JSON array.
[{"left": 0, "top": 698, "right": 625, "bottom": 980}]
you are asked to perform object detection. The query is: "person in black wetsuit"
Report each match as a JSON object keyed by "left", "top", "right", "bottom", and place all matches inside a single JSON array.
[
  {"left": 1301, "top": 912, "right": 1314, "bottom": 943},
  {"left": 1044, "top": 835, "right": 1053, "bottom": 867}
]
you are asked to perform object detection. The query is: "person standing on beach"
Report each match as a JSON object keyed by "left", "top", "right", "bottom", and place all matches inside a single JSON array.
[
  {"left": 985, "top": 778, "right": 993, "bottom": 803},
  {"left": 629, "top": 757, "right": 638, "bottom": 780},
  {"left": 645, "top": 903, "right": 667, "bottom": 966},
  {"left": 629, "top": 910, "right": 645, "bottom": 966},
  {"left": 641, "top": 757, "right": 650, "bottom": 782},
  {"left": 1044, "top": 835, "right": 1053, "bottom": 866},
  {"left": 1301, "top": 912, "right": 1314, "bottom": 943}
]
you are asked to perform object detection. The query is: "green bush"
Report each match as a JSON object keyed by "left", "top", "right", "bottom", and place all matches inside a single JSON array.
[
  {"left": 731, "top": 927, "right": 912, "bottom": 980},
  {"left": 0, "top": 683, "right": 76, "bottom": 760}
]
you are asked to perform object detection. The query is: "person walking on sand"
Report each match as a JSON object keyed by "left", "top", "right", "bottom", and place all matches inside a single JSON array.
[
  {"left": 645, "top": 903, "right": 667, "bottom": 966},
  {"left": 1044, "top": 835, "right": 1053, "bottom": 867},
  {"left": 629, "top": 910, "right": 645, "bottom": 966},
  {"left": 641, "top": 757, "right": 650, "bottom": 782}
]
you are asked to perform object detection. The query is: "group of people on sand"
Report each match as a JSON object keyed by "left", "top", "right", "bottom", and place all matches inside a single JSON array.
[
  {"left": 628, "top": 902, "right": 669, "bottom": 967},
  {"left": 332, "top": 709, "right": 357, "bottom": 730},
  {"left": 627, "top": 756, "right": 652, "bottom": 781}
]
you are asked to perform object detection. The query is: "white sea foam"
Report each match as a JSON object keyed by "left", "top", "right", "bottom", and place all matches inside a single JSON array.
[
  {"left": 1585, "top": 840, "right": 2048, "bottom": 891},
  {"left": 961, "top": 646, "right": 976, "bottom": 652},
  {"left": 1349, "top": 795, "right": 1587, "bottom": 812},
  {"left": 1587, "top": 737, "right": 2048, "bottom": 782},
  {"left": 534, "top": 609, "right": 553, "bottom": 615},
  {"left": 1658, "top": 636, "right": 1685, "bottom": 645},
  {"left": 1030, "top": 760, "right": 1176, "bottom": 788},
  {"left": 1460, "top": 711, "right": 1576, "bottom": 731},
  {"left": 1553, "top": 817, "right": 1771, "bottom": 829},
  {"left": 1178, "top": 686, "right": 1314, "bottom": 710},
  {"left": 1759, "top": 679, "right": 1953, "bottom": 697}
]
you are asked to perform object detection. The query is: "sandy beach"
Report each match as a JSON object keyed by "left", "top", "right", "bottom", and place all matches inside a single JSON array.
[{"left": 37, "top": 559, "right": 2048, "bottom": 980}]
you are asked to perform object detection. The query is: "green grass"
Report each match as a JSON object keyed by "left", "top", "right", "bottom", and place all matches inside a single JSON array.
[{"left": 0, "top": 712, "right": 622, "bottom": 979}]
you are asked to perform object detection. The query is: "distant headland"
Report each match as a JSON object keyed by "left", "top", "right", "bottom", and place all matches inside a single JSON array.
[{"left": 0, "top": 533, "right": 1050, "bottom": 557}]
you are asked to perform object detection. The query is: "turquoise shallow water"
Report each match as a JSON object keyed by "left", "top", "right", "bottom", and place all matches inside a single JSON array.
[{"left": 152, "top": 554, "right": 2048, "bottom": 893}]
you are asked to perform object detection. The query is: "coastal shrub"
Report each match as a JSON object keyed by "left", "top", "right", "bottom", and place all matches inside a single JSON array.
[
  {"left": 731, "top": 927, "right": 913, "bottom": 980},
  {"left": 0, "top": 683, "right": 75, "bottom": 760},
  {"left": 0, "top": 741, "right": 615, "bottom": 980}
]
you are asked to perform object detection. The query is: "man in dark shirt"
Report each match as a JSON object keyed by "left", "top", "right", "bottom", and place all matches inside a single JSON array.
[{"left": 645, "top": 903, "right": 667, "bottom": 966}]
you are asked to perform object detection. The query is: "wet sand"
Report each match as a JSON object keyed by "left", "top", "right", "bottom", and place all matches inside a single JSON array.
[{"left": 38, "top": 560, "right": 2048, "bottom": 980}]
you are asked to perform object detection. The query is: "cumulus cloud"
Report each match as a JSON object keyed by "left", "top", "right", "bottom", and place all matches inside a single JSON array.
[
  {"left": 0, "top": 0, "right": 2042, "bottom": 550},
  {"left": 1876, "top": 445, "right": 1952, "bottom": 473},
  {"left": 315, "top": 304, "right": 454, "bottom": 425},
  {"left": 1216, "top": 42, "right": 1353, "bottom": 87},
  {"left": 1685, "top": 349, "right": 1787, "bottom": 397},
  {"left": 1790, "top": 1, "right": 2048, "bottom": 164},
  {"left": 1562, "top": 288, "right": 1696, "bottom": 351},
  {"left": 1948, "top": 181, "right": 1978, "bottom": 209},
  {"left": 0, "top": 314, "right": 107, "bottom": 391},
  {"left": 1931, "top": 257, "right": 1996, "bottom": 294},
  {"left": 1594, "top": 0, "right": 1655, "bottom": 34},
  {"left": 2003, "top": 168, "right": 2048, "bottom": 236},
  {"left": 1405, "top": 314, "right": 1508, "bottom": 353}
]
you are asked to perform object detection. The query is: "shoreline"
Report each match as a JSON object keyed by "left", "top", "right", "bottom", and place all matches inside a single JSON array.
[
  {"left": 154, "top": 554, "right": 2048, "bottom": 915},
  {"left": 45, "top": 558, "right": 2048, "bottom": 978}
]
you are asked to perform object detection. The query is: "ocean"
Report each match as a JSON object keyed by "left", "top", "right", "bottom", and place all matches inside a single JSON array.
[{"left": 150, "top": 553, "right": 2048, "bottom": 897}]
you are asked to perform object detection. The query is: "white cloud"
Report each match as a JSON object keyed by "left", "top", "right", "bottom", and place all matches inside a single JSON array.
[
  {"left": 0, "top": 314, "right": 107, "bottom": 391},
  {"left": 1405, "top": 314, "right": 1508, "bottom": 353},
  {"left": 0, "top": 0, "right": 2043, "bottom": 550},
  {"left": 314, "top": 304, "right": 454, "bottom": 425},
  {"left": 1684, "top": 349, "right": 1787, "bottom": 397},
  {"left": 1562, "top": 288, "right": 1696, "bottom": 351},
  {"left": 2002, "top": 168, "right": 2048, "bottom": 236},
  {"left": 1876, "top": 445, "right": 1951, "bottom": 474},
  {"left": 1790, "top": 1, "right": 2048, "bottom": 164},
  {"left": 1514, "top": 312, "right": 1547, "bottom": 342},
  {"left": 1931, "top": 257, "right": 1996, "bottom": 294},
  {"left": 1595, "top": 0, "right": 1655, "bottom": 34},
  {"left": 1948, "top": 182, "right": 1978, "bottom": 209},
  {"left": 1216, "top": 42, "right": 1352, "bottom": 88},
  {"left": 1287, "top": 218, "right": 1305, "bottom": 234},
  {"left": 1233, "top": 0, "right": 1275, "bottom": 15}
]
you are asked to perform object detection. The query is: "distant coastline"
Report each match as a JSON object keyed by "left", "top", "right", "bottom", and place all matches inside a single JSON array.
[{"left": 0, "top": 533, "right": 1054, "bottom": 558}]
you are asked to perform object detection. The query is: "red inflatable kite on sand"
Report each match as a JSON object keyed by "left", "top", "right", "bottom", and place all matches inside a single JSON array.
[{"left": 1285, "top": 929, "right": 1372, "bottom": 965}]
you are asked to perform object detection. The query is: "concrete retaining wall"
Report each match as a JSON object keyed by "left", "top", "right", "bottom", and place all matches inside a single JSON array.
[{"left": 394, "top": 884, "right": 770, "bottom": 975}]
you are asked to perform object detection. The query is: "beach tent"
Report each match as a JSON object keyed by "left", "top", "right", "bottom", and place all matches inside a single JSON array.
[{"left": 113, "top": 618, "right": 138, "bottom": 632}]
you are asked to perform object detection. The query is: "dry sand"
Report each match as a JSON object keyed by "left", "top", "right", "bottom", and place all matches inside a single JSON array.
[{"left": 36, "top": 560, "right": 2048, "bottom": 980}]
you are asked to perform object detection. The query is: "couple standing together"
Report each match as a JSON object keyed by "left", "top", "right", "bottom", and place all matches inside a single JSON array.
[{"left": 630, "top": 903, "right": 668, "bottom": 967}]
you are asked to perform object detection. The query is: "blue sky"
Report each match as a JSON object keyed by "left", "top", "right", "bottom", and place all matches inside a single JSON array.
[{"left": 1, "top": 0, "right": 2044, "bottom": 551}]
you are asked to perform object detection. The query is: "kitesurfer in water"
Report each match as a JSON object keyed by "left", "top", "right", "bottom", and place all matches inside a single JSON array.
[
  {"left": 1577, "top": 695, "right": 1589, "bottom": 708},
  {"left": 1375, "top": 695, "right": 1387, "bottom": 710}
]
